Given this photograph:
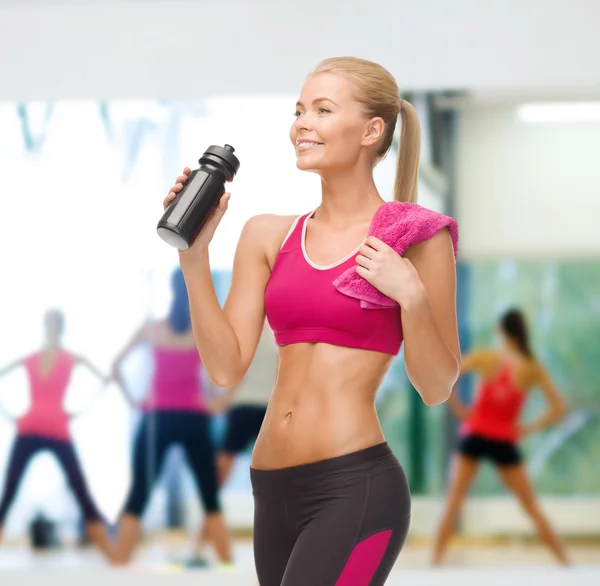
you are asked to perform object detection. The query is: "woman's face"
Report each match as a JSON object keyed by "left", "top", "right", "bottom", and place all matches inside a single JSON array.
[{"left": 290, "top": 72, "right": 380, "bottom": 174}]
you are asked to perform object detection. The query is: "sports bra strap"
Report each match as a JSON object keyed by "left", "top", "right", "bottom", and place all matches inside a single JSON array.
[{"left": 279, "top": 213, "right": 309, "bottom": 252}]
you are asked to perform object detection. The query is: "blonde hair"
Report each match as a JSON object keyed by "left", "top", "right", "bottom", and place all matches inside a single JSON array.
[{"left": 312, "top": 57, "right": 421, "bottom": 203}]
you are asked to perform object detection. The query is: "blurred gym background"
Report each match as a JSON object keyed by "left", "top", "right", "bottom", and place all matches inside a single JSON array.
[{"left": 0, "top": 0, "right": 598, "bottom": 582}]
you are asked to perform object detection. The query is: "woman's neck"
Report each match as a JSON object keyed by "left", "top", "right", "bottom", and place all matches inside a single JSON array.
[
  {"left": 42, "top": 341, "right": 61, "bottom": 354},
  {"left": 317, "top": 170, "right": 383, "bottom": 226},
  {"left": 502, "top": 341, "right": 524, "bottom": 360}
]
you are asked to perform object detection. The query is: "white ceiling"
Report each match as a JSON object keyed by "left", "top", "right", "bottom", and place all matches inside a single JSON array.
[{"left": 1, "top": 0, "right": 599, "bottom": 101}]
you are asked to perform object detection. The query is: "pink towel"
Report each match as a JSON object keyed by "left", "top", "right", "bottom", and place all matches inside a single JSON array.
[{"left": 332, "top": 202, "right": 459, "bottom": 309}]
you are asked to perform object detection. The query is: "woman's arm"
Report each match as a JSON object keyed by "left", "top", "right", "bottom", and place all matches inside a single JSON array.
[
  {"left": 68, "top": 355, "right": 112, "bottom": 418},
  {"left": 110, "top": 323, "right": 150, "bottom": 377},
  {"left": 447, "top": 350, "right": 489, "bottom": 419},
  {"left": 401, "top": 230, "right": 461, "bottom": 405},
  {"left": 357, "top": 230, "right": 460, "bottom": 405},
  {"left": 109, "top": 323, "right": 150, "bottom": 406},
  {"left": 74, "top": 355, "right": 110, "bottom": 385},
  {"left": 520, "top": 362, "right": 567, "bottom": 437},
  {"left": 0, "top": 358, "right": 25, "bottom": 379},
  {"left": 180, "top": 214, "right": 277, "bottom": 387},
  {"left": 0, "top": 358, "right": 26, "bottom": 421}
]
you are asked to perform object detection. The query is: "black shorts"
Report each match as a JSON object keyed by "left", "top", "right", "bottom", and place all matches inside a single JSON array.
[
  {"left": 251, "top": 442, "right": 411, "bottom": 586},
  {"left": 221, "top": 404, "right": 267, "bottom": 454},
  {"left": 458, "top": 433, "right": 522, "bottom": 467}
]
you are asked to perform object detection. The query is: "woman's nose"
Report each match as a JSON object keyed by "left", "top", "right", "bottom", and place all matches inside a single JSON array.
[{"left": 294, "top": 113, "right": 314, "bottom": 132}]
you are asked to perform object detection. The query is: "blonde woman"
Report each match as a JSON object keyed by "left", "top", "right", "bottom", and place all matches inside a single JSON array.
[{"left": 163, "top": 57, "right": 460, "bottom": 585}]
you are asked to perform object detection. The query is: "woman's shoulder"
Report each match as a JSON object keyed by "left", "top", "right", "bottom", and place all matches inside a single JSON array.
[
  {"left": 463, "top": 348, "right": 501, "bottom": 375},
  {"left": 375, "top": 202, "right": 459, "bottom": 261},
  {"left": 243, "top": 213, "right": 303, "bottom": 252},
  {"left": 525, "top": 356, "right": 545, "bottom": 377},
  {"left": 244, "top": 213, "right": 300, "bottom": 234}
]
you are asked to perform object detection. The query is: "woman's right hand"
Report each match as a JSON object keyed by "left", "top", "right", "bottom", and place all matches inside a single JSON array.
[
  {"left": 163, "top": 167, "right": 231, "bottom": 257},
  {"left": 163, "top": 167, "right": 192, "bottom": 210}
]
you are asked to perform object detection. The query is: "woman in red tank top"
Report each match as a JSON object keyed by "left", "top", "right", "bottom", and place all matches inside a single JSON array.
[
  {"left": 432, "top": 308, "right": 571, "bottom": 566},
  {"left": 0, "top": 309, "right": 112, "bottom": 558}
]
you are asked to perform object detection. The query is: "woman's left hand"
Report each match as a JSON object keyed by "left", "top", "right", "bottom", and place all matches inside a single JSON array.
[{"left": 356, "top": 236, "right": 426, "bottom": 310}]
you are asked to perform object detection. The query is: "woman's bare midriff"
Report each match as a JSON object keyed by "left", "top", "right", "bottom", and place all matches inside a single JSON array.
[{"left": 250, "top": 342, "right": 393, "bottom": 470}]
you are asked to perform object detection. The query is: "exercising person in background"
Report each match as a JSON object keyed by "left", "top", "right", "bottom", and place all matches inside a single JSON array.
[
  {"left": 0, "top": 309, "right": 112, "bottom": 558},
  {"left": 432, "top": 308, "right": 571, "bottom": 566},
  {"left": 110, "top": 268, "right": 232, "bottom": 566},
  {"left": 191, "top": 321, "right": 278, "bottom": 565}
]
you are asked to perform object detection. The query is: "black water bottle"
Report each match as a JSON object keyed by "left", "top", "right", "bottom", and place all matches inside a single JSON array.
[{"left": 157, "top": 144, "right": 240, "bottom": 250}]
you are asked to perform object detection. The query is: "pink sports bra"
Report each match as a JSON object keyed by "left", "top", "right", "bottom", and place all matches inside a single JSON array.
[{"left": 264, "top": 211, "right": 403, "bottom": 356}]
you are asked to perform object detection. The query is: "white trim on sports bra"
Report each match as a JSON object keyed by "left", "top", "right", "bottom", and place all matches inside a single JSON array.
[
  {"left": 279, "top": 214, "right": 304, "bottom": 251},
  {"left": 301, "top": 210, "right": 362, "bottom": 271}
]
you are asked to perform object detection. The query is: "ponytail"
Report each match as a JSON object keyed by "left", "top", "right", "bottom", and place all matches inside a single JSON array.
[
  {"left": 393, "top": 99, "right": 421, "bottom": 203},
  {"left": 500, "top": 308, "right": 534, "bottom": 358}
]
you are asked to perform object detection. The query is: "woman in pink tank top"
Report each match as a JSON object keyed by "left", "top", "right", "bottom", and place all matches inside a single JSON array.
[
  {"left": 0, "top": 309, "right": 112, "bottom": 559},
  {"left": 162, "top": 58, "right": 461, "bottom": 585},
  {"left": 433, "top": 308, "right": 570, "bottom": 565},
  {"left": 109, "top": 268, "right": 232, "bottom": 567}
]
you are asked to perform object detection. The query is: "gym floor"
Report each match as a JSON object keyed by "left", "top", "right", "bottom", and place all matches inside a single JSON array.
[{"left": 0, "top": 536, "right": 598, "bottom": 585}]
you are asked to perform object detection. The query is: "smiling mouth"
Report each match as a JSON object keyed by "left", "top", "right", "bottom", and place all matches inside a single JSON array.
[{"left": 296, "top": 141, "right": 323, "bottom": 150}]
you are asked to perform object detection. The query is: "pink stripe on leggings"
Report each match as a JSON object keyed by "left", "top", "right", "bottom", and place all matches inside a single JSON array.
[{"left": 335, "top": 529, "right": 392, "bottom": 585}]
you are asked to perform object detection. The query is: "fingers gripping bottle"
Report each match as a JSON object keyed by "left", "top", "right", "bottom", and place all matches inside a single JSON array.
[{"left": 157, "top": 144, "right": 240, "bottom": 250}]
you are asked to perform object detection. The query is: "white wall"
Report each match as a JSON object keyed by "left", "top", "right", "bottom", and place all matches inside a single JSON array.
[
  {"left": 456, "top": 103, "right": 600, "bottom": 258},
  {"left": 1, "top": 0, "right": 599, "bottom": 100}
]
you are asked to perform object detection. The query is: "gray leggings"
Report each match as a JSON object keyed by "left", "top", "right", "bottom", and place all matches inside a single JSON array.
[{"left": 250, "top": 443, "right": 411, "bottom": 586}]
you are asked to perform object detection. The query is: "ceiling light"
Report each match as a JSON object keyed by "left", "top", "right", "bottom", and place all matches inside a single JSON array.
[{"left": 518, "top": 102, "right": 600, "bottom": 123}]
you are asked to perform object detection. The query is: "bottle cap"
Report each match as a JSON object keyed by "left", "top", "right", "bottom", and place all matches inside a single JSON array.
[{"left": 199, "top": 144, "right": 240, "bottom": 181}]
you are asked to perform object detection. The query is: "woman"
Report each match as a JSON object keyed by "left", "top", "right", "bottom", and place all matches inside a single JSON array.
[
  {"left": 0, "top": 309, "right": 112, "bottom": 558},
  {"left": 432, "top": 308, "right": 570, "bottom": 565},
  {"left": 163, "top": 57, "right": 460, "bottom": 585},
  {"left": 110, "top": 267, "right": 232, "bottom": 566}
]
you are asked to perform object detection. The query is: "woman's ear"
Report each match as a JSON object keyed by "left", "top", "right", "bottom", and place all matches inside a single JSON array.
[{"left": 362, "top": 117, "right": 385, "bottom": 147}]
